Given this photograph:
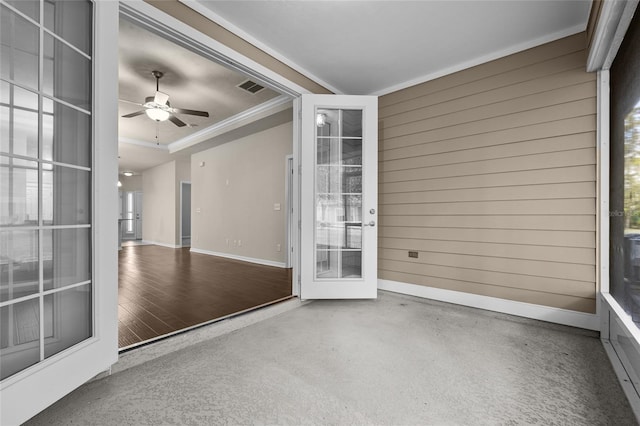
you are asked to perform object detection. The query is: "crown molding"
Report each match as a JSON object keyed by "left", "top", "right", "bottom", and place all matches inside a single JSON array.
[
  {"left": 168, "top": 95, "right": 291, "bottom": 153},
  {"left": 372, "top": 23, "right": 587, "bottom": 96},
  {"left": 118, "top": 137, "right": 169, "bottom": 150},
  {"left": 586, "top": 0, "right": 639, "bottom": 72}
]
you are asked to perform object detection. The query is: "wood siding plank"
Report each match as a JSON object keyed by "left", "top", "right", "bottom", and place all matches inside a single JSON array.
[
  {"left": 378, "top": 34, "right": 596, "bottom": 313},
  {"left": 379, "top": 237, "right": 595, "bottom": 265}
]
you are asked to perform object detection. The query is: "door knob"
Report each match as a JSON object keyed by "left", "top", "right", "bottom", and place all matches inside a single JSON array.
[{"left": 363, "top": 221, "right": 375, "bottom": 227}]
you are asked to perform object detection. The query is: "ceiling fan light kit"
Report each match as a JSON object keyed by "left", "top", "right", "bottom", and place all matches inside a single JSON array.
[{"left": 121, "top": 70, "right": 209, "bottom": 127}]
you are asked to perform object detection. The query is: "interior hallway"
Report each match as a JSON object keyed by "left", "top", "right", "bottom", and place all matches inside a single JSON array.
[
  {"left": 27, "top": 292, "right": 636, "bottom": 425},
  {"left": 118, "top": 245, "right": 292, "bottom": 348}
]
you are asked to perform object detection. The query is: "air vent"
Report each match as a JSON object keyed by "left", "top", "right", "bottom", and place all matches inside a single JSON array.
[{"left": 237, "top": 79, "right": 265, "bottom": 94}]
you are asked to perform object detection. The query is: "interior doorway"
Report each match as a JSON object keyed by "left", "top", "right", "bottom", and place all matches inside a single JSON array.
[
  {"left": 116, "top": 11, "right": 296, "bottom": 350},
  {"left": 121, "top": 190, "right": 143, "bottom": 241},
  {"left": 180, "top": 182, "right": 191, "bottom": 247}
]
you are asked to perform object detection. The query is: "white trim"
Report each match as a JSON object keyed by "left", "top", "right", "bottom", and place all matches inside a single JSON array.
[
  {"left": 587, "top": 0, "right": 639, "bottom": 72},
  {"left": 141, "top": 240, "right": 181, "bottom": 249},
  {"left": 177, "top": 0, "right": 341, "bottom": 95},
  {"left": 190, "top": 248, "right": 286, "bottom": 268},
  {"left": 601, "top": 294, "right": 640, "bottom": 422},
  {"left": 285, "top": 155, "right": 293, "bottom": 269},
  {"left": 601, "top": 339, "right": 640, "bottom": 421},
  {"left": 291, "top": 99, "right": 301, "bottom": 297},
  {"left": 119, "top": 137, "right": 169, "bottom": 151},
  {"left": 372, "top": 24, "right": 586, "bottom": 96},
  {"left": 378, "top": 279, "right": 599, "bottom": 331},
  {"left": 120, "top": 0, "right": 310, "bottom": 97},
  {"left": 598, "top": 70, "right": 610, "bottom": 297},
  {"left": 603, "top": 294, "right": 640, "bottom": 354},
  {"left": 168, "top": 95, "right": 292, "bottom": 153}
]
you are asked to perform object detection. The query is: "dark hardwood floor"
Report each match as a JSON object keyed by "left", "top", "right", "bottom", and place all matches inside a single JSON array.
[{"left": 118, "top": 245, "right": 292, "bottom": 348}]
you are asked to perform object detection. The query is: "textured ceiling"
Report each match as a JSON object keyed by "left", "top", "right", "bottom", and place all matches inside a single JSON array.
[
  {"left": 193, "top": 0, "right": 591, "bottom": 95},
  {"left": 118, "top": 18, "right": 280, "bottom": 147}
]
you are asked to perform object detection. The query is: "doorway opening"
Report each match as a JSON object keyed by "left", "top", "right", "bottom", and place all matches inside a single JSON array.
[
  {"left": 116, "top": 10, "right": 298, "bottom": 350},
  {"left": 180, "top": 182, "right": 191, "bottom": 247}
]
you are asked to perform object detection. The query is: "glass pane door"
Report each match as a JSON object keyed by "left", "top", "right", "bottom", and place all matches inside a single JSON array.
[
  {"left": 0, "top": 0, "right": 93, "bottom": 381},
  {"left": 301, "top": 94, "right": 378, "bottom": 299}
]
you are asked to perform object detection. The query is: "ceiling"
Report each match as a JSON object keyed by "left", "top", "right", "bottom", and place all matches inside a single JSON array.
[
  {"left": 118, "top": 18, "right": 282, "bottom": 173},
  {"left": 191, "top": 0, "right": 592, "bottom": 95}
]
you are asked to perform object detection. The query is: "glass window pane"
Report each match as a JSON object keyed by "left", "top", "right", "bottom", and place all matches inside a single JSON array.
[
  {"left": 0, "top": 5, "right": 39, "bottom": 90},
  {"left": 316, "top": 109, "right": 339, "bottom": 137},
  {"left": 43, "top": 0, "right": 92, "bottom": 56},
  {"left": 43, "top": 228, "right": 91, "bottom": 290},
  {"left": 1, "top": 230, "right": 39, "bottom": 302},
  {"left": 44, "top": 284, "right": 92, "bottom": 359},
  {"left": 622, "top": 100, "right": 640, "bottom": 324},
  {"left": 42, "top": 165, "right": 91, "bottom": 226},
  {"left": 341, "top": 251, "right": 362, "bottom": 278},
  {"left": 5, "top": 0, "right": 39, "bottom": 22},
  {"left": 1, "top": 84, "right": 39, "bottom": 158},
  {"left": 1, "top": 299, "right": 41, "bottom": 380},
  {"left": 0, "top": 155, "right": 39, "bottom": 226},
  {"left": 342, "top": 110, "right": 363, "bottom": 138},
  {"left": 316, "top": 250, "right": 339, "bottom": 279},
  {"left": 1, "top": 81, "right": 9, "bottom": 154},
  {"left": 342, "top": 139, "right": 362, "bottom": 165},
  {"left": 42, "top": 97, "right": 91, "bottom": 167},
  {"left": 43, "top": 33, "right": 91, "bottom": 111}
]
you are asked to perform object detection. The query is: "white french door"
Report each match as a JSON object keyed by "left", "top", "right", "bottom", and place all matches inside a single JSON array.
[
  {"left": 0, "top": 1, "right": 118, "bottom": 424},
  {"left": 300, "top": 94, "right": 378, "bottom": 299}
]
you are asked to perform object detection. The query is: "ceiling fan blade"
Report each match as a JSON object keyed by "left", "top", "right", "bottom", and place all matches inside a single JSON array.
[
  {"left": 168, "top": 115, "right": 187, "bottom": 127},
  {"left": 172, "top": 108, "right": 209, "bottom": 117},
  {"left": 154, "top": 91, "right": 169, "bottom": 106},
  {"left": 122, "top": 110, "right": 146, "bottom": 118}
]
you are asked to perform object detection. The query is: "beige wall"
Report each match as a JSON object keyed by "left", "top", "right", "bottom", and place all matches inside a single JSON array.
[
  {"left": 142, "top": 161, "right": 177, "bottom": 246},
  {"left": 378, "top": 33, "right": 597, "bottom": 313},
  {"left": 145, "top": 0, "right": 331, "bottom": 95},
  {"left": 119, "top": 175, "right": 142, "bottom": 192},
  {"left": 191, "top": 122, "right": 292, "bottom": 264}
]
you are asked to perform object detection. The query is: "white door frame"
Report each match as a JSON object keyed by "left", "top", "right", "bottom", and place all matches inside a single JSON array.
[
  {"left": 179, "top": 181, "right": 191, "bottom": 248},
  {"left": 118, "top": 0, "right": 310, "bottom": 291},
  {"left": 285, "top": 155, "right": 294, "bottom": 269}
]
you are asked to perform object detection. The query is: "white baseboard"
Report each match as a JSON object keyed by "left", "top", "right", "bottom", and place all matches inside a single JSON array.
[
  {"left": 190, "top": 248, "right": 286, "bottom": 268},
  {"left": 378, "top": 279, "right": 599, "bottom": 331},
  {"left": 141, "top": 240, "right": 181, "bottom": 249}
]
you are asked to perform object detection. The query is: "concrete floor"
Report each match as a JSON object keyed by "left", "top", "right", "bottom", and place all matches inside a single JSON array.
[{"left": 27, "top": 291, "right": 637, "bottom": 425}]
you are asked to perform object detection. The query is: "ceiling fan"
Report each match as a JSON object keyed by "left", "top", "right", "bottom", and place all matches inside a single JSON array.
[{"left": 121, "top": 70, "right": 209, "bottom": 127}]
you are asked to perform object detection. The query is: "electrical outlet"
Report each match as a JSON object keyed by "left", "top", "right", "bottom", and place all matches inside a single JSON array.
[
  {"left": 238, "top": 239, "right": 242, "bottom": 247},
  {"left": 408, "top": 251, "right": 419, "bottom": 258},
  {"left": 276, "top": 243, "right": 281, "bottom": 252},
  {"left": 225, "top": 238, "right": 229, "bottom": 246}
]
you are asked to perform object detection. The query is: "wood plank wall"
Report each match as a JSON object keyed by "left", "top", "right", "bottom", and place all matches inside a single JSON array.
[{"left": 378, "top": 33, "right": 597, "bottom": 313}]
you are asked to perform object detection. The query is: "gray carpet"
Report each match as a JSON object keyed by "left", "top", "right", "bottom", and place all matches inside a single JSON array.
[{"left": 27, "top": 292, "right": 637, "bottom": 425}]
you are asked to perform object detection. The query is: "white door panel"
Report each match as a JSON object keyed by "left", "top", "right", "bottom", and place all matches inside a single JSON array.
[
  {"left": 300, "top": 94, "right": 378, "bottom": 299},
  {"left": 0, "top": 1, "right": 119, "bottom": 423}
]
